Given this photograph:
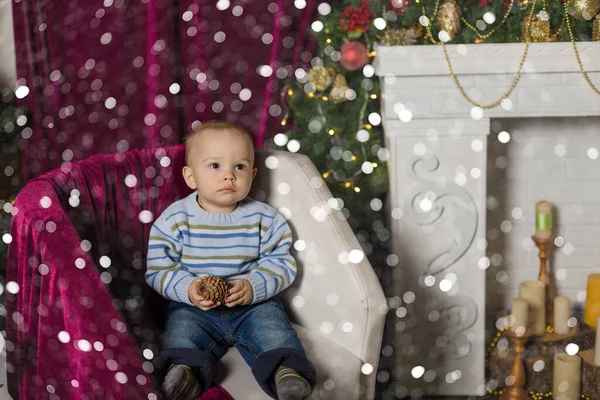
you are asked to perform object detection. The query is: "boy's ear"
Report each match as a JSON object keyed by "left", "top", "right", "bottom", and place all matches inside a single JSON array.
[
  {"left": 182, "top": 166, "right": 197, "bottom": 189},
  {"left": 252, "top": 167, "right": 258, "bottom": 180}
]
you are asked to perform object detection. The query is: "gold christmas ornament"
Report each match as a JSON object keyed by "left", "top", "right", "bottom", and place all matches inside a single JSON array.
[
  {"left": 567, "top": 0, "right": 600, "bottom": 21},
  {"left": 308, "top": 66, "right": 335, "bottom": 92},
  {"left": 329, "top": 74, "right": 350, "bottom": 103},
  {"left": 436, "top": 0, "right": 462, "bottom": 41},
  {"left": 593, "top": 14, "right": 600, "bottom": 40},
  {"left": 519, "top": 0, "right": 530, "bottom": 9},
  {"left": 380, "top": 28, "right": 418, "bottom": 45},
  {"left": 408, "top": 25, "right": 424, "bottom": 39},
  {"left": 196, "top": 275, "right": 229, "bottom": 303},
  {"left": 521, "top": 13, "right": 551, "bottom": 42}
]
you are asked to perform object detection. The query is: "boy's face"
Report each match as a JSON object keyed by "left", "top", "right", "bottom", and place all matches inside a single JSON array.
[{"left": 183, "top": 129, "right": 257, "bottom": 213}]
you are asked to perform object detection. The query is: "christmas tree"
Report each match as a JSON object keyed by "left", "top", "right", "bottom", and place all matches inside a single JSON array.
[{"left": 266, "top": 0, "right": 392, "bottom": 274}]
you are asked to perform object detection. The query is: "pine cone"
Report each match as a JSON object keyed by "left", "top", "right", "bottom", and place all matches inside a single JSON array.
[{"left": 196, "top": 275, "right": 229, "bottom": 304}]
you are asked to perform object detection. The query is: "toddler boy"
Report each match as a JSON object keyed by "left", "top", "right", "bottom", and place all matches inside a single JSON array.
[{"left": 145, "top": 121, "right": 315, "bottom": 400}]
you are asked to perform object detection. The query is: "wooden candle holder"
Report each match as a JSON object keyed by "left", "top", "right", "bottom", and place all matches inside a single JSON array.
[
  {"left": 490, "top": 325, "right": 594, "bottom": 393},
  {"left": 500, "top": 329, "right": 533, "bottom": 400},
  {"left": 532, "top": 235, "right": 553, "bottom": 327}
]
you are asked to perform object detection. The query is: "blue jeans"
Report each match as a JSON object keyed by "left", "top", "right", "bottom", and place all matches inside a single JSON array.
[{"left": 160, "top": 297, "right": 316, "bottom": 399}]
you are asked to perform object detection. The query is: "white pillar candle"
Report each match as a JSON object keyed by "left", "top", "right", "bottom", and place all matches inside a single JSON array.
[
  {"left": 554, "top": 296, "right": 571, "bottom": 335},
  {"left": 511, "top": 298, "right": 529, "bottom": 334},
  {"left": 553, "top": 353, "right": 581, "bottom": 400},
  {"left": 594, "top": 317, "right": 600, "bottom": 366},
  {"left": 519, "top": 281, "right": 546, "bottom": 335}
]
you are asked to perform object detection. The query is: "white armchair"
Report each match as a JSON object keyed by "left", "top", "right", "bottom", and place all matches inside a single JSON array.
[{"left": 215, "top": 150, "right": 387, "bottom": 400}]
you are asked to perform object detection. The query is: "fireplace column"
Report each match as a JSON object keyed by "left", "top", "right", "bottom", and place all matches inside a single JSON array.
[{"left": 382, "top": 117, "right": 489, "bottom": 396}]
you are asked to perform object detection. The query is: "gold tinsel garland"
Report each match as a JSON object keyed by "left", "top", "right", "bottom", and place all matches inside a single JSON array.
[{"left": 380, "top": 27, "right": 420, "bottom": 45}]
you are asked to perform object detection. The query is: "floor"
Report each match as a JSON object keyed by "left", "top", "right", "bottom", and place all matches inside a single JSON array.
[
  {"left": 0, "top": 332, "right": 495, "bottom": 400},
  {"left": 0, "top": 327, "right": 490, "bottom": 400}
]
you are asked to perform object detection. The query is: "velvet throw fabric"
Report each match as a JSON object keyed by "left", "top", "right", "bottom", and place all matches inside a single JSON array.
[
  {"left": 6, "top": 145, "right": 237, "bottom": 399},
  {"left": 12, "top": 0, "right": 316, "bottom": 181}
]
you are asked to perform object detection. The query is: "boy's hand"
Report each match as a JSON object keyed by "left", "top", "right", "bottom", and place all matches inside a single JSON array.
[
  {"left": 225, "top": 279, "right": 253, "bottom": 307},
  {"left": 188, "top": 278, "right": 220, "bottom": 311}
]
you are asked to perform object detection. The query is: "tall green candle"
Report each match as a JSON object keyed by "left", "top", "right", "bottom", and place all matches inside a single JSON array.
[{"left": 535, "top": 200, "right": 552, "bottom": 240}]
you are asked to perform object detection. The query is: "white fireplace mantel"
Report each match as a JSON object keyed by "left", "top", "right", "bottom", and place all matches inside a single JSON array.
[
  {"left": 376, "top": 42, "right": 600, "bottom": 120},
  {"left": 375, "top": 42, "right": 600, "bottom": 396}
]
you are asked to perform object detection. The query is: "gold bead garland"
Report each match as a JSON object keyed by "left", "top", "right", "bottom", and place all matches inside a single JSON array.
[
  {"left": 486, "top": 326, "right": 509, "bottom": 355},
  {"left": 419, "top": 0, "right": 600, "bottom": 109},
  {"left": 528, "top": 391, "right": 591, "bottom": 400},
  {"left": 461, "top": 0, "right": 517, "bottom": 40},
  {"left": 486, "top": 385, "right": 506, "bottom": 396},
  {"left": 422, "top": 0, "right": 537, "bottom": 109},
  {"left": 565, "top": 0, "right": 600, "bottom": 95},
  {"left": 421, "top": 0, "right": 517, "bottom": 42}
]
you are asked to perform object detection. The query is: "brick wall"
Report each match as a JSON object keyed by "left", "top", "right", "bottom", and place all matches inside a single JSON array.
[{"left": 486, "top": 116, "right": 600, "bottom": 320}]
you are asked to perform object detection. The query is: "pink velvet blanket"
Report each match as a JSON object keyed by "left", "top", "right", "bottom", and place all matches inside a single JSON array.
[{"left": 6, "top": 145, "right": 234, "bottom": 399}]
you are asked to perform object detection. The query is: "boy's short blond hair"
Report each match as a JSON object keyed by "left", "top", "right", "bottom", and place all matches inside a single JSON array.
[{"left": 184, "top": 121, "right": 254, "bottom": 165}]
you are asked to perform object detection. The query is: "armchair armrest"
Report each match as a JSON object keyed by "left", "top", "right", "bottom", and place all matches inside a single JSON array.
[
  {"left": 252, "top": 150, "right": 386, "bottom": 396},
  {"left": 6, "top": 179, "right": 156, "bottom": 399}
]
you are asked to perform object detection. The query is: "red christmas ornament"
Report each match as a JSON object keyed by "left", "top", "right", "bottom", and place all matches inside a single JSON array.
[
  {"left": 339, "top": 41, "right": 369, "bottom": 71},
  {"left": 338, "top": 0, "right": 375, "bottom": 33}
]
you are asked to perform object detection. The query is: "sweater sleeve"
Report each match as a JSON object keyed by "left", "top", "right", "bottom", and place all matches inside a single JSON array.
[
  {"left": 246, "top": 213, "right": 297, "bottom": 304},
  {"left": 145, "top": 214, "right": 195, "bottom": 305}
]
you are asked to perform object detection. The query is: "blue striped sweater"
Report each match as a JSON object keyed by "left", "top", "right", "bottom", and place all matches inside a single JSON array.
[{"left": 145, "top": 192, "right": 297, "bottom": 305}]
